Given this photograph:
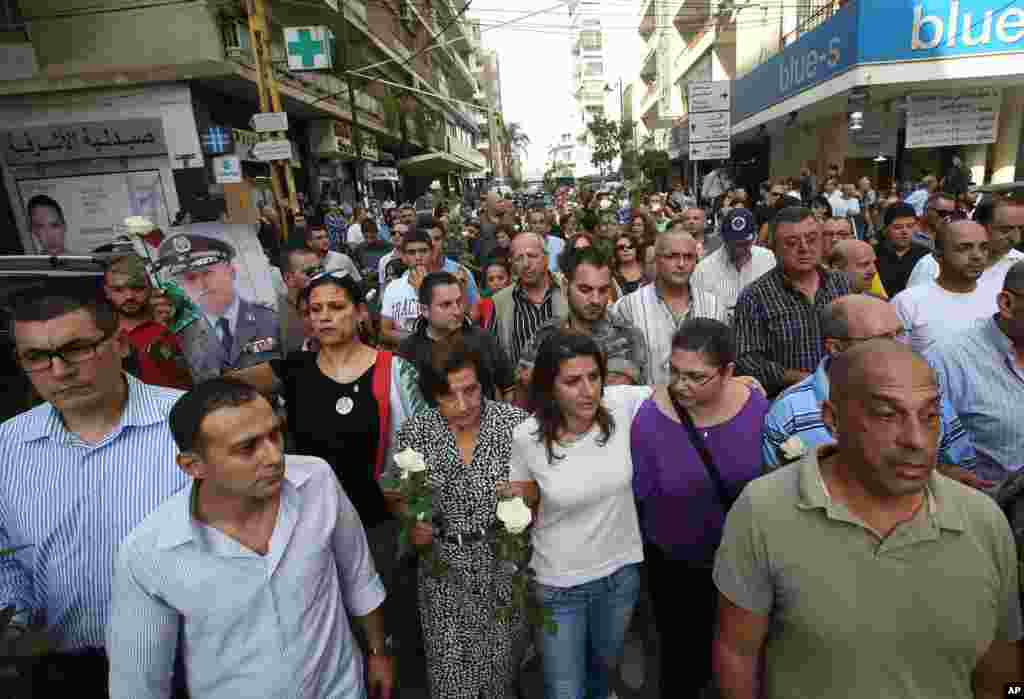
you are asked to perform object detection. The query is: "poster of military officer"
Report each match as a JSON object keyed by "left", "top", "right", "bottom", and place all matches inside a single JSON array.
[{"left": 156, "top": 224, "right": 280, "bottom": 391}]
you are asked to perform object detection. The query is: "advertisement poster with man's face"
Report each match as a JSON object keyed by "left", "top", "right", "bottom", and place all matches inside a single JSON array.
[{"left": 154, "top": 223, "right": 281, "bottom": 383}]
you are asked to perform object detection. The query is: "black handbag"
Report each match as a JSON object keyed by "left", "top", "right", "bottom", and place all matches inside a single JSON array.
[{"left": 668, "top": 392, "right": 736, "bottom": 510}]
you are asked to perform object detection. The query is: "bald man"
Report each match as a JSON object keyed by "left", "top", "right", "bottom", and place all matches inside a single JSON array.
[
  {"left": 893, "top": 220, "right": 994, "bottom": 354},
  {"left": 717, "top": 338, "right": 1022, "bottom": 699},
  {"left": 477, "top": 191, "right": 503, "bottom": 262},
  {"left": 828, "top": 239, "right": 879, "bottom": 295},
  {"left": 763, "top": 295, "right": 979, "bottom": 484}
]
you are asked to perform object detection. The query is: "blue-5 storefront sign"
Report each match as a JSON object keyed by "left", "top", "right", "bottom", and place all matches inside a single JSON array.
[{"left": 733, "top": 0, "right": 1024, "bottom": 125}]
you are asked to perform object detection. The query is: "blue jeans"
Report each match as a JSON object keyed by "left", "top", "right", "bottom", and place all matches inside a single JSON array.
[{"left": 535, "top": 563, "right": 642, "bottom": 699}]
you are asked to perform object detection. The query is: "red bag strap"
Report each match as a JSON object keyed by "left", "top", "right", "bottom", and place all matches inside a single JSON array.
[{"left": 371, "top": 350, "right": 393, "bottom": 480}]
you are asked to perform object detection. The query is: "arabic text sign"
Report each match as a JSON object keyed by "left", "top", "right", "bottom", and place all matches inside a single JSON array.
[
  {"left": 251, "top": 112, "right": 289, "bottom": 133},
  {"left": 689, "top": 140, "right": 731, "bottom": 161},
  {"left": 905, "top": 89, "right": 1001, "bottom": 149},
  {"left": 689, "top": 111, "right": 731, "bottom": 143},
  {"left": 213, "top": 155, "right": 243, "bottom": 184},
  {"left": 2, "top": 119, "right": 167, "bottom": 165},
  {"left": 688, "top": 81, "right": 731, "bottom": 114},
  {"left": 251, "top": 140, "right": 294, "bottom": 162}
]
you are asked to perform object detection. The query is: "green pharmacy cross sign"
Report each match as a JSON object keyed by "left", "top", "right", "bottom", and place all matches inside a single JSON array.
[{"left": 285, "top": 26, "right": 334, "bottom": 71}]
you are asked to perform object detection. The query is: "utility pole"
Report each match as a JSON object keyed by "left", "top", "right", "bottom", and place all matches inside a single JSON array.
[
  {"left": 487, "top": 106, "right": 497, "bottom": 187},
  {"left": 339, "top": 1, "right": 364, "bottom": 207},
  {"left": 246, "top": 0, "right": 300, "bottom": 236}
]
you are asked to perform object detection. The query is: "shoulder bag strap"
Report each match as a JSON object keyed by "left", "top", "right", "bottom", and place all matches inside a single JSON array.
[{"left": 667, "top": 391, "right": 735, "bottom": 510}]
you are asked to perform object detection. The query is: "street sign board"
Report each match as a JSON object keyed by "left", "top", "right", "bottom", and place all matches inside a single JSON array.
[
  {"left": 688, "top": 81, "right": 731, "bottom": 114},
  {"left": 285, "top": 26, "right": 334, "bottom": 70},
  {"left": 689, "top": 140, "right": 731, "bottom": 161},
  {"left": 689, "top": 110, "right": 731, "bottom": 142},
  {"left": 251, "top": 139, "right": 294, "bottom": 161},
  {"left": 251, "top": 112, "right": 289, "bottom": 133}
]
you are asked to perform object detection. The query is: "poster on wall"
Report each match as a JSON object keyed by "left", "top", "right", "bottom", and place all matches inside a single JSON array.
[
  {"left": 153, "top": 223, "right": 281, "bottom": 383},
  {"left": 16, "top": 171, "right": 172, "bottom": 254}
]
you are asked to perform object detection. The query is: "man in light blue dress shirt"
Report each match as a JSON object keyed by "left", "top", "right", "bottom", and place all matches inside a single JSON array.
[
  {"left": 763, "top": 295, "right": 983, "bottom": 487},
  {"left": 108, "top": 379, "right": 393, "bottom": 699},
  {"left": 0, "top": 290, "right": 188, "bottom": 694}
]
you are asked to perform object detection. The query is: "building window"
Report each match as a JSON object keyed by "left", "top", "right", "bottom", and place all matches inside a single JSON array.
[{"left": 585, "top": 62, "right": 603, "bottom": 76}]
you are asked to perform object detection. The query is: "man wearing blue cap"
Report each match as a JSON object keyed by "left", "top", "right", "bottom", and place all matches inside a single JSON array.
[
  {"left": 691, "top": 207, "right": 776, "bottom": 324},
  {"left": 158, "top": 232, "right": 280, "bottom": 393}
]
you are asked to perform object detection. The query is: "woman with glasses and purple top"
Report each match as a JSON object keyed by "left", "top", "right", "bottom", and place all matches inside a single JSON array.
[
  {"left": 630, "top": 318, "right": 768, "bottom": 697},
  {"left": 507, "top": 329, "right": 652, "bottom": 699}
]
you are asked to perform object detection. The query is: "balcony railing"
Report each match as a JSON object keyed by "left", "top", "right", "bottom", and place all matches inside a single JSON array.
[{"left": 781, "top": 0, "right": 845, "bottom": 50}]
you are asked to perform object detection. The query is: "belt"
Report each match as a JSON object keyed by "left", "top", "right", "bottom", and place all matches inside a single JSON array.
[{"left": 438, "top": 526, "right": 492, "bottom": 546}]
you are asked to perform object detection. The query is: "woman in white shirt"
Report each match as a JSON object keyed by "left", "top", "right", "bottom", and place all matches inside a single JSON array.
[{"left": 507, "top": 329, "right": 650, "bottom": 699}]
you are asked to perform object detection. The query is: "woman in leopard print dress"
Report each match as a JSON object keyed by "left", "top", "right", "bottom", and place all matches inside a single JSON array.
[{"left": 391, "top": 339, "right": 530, "bottom": 699}]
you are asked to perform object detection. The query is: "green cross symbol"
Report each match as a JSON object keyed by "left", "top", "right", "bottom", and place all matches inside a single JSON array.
[{"left": 288, "top": 29, "right": 324, "bottom": 68}]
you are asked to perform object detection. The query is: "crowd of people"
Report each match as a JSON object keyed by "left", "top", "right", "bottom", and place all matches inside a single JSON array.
[{"left": 2, "top": 167, "right": 1023, "bottom": 699}]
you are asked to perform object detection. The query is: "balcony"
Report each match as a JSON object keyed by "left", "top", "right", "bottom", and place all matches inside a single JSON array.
[
  {"left": 640, "top": 48, "right": 657, "bottom": 84},
  {"left": 639, "top": 0, "right": 656, "bottom": 41}
]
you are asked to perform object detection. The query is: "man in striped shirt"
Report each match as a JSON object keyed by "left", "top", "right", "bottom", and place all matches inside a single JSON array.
[{"left": 0, "top": 291, "right": 188, "bottom": 694}]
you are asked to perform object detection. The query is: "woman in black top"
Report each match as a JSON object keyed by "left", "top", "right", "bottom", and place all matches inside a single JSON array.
[
  {"left": 612, "top": 232, "right": 646, "bottom": 295},
  {"left": 283, "top": 272, "right": 393, "bottom": 533}
]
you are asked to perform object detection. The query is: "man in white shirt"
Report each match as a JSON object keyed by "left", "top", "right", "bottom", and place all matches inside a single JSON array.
[
  {"left": 906, "top": 198, "right": 1024, "bottom": 292},
  {"left": 690, "top": 208, "right": 775, "bottom": 323},
  {"left": 108, "top": 378, "right": 392, "bottom": 699},
  {"left": 893, "top": 219, "right": 994, "bottom": 354},
  {"left": 306, "top": 227, "right": 362, "bottom": 282},
  {"left": 380, "top": 229, "right": 432, "bottom": 348},
  {"left": 346, "top": 206, "right": 368, "bottom": 246},
  {"left": 824, "top": 178, "right": 845, "bottom": 217},
  {"left": 905, "top": 174, "right": 939, "bottom": 217}
]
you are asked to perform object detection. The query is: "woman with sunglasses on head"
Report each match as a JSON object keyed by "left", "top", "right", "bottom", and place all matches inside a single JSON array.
[
  {"left": 282, "top": 272, "right": 418, "bottom": 607},
  {"left": 612, "top": 232, "right": 647, "bottom": 295},
  {"left": 506, "top": 329, "right": 652, "bottom": 699},
  {"left": 631, "top": 318, "right": 767, "bottom": 697}
]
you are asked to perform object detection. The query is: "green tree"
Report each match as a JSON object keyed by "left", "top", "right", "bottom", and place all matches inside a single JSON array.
[
  {"left": 587, "top": 116, "right": 620, "bottom": 178},
  {"left": 639, "top": 149, "right": 672, "bottom": 188}
]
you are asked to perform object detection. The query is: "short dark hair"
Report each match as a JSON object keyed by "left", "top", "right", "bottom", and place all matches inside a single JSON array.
[
  {"left": 670, "top": 318, "right": 735, "bottom": 368},
  {"left": 418, "top": 271, "right": 460, "bottom": 307},
  {"left": 27, "top": 194, "right": 65, "bottom": 225},
  {"left": 417, "top": 335, "right": 485, "bottom": 405},
  {"left": 562, "top": 245, "right": 611, "bottom": 282},
  {"left": 884, "top": 203, "right": 918, "bottom": 228},
  {"left": 280, "top": 245, "right": 317, "bottom": 274},
  {"left": 362, "top": 219, "right": 378, "bottom": 235},
  {"left": 169, "top": 378, "right": 264, "bottom": 454},
  {"left": 484, "top": 258, "right": 512, "bottom": 280},
  {"left": 10, "top": 293, "right": 118, "bottom": 341},
  {"left": 771, "top": 206, "right": 814, "bottom": 243},
  {"left": 820, "top": 300, "right": 852, "bottom": 340},
  {"left": 810, "top": 195, "right": 833, "bottom": 217},
  {"left": 402, "top": 229, "right": 432, "bottom": 250},
  {"left": 528, "top": 329, "right": 614, "bottom": 464},
  {"left": 301, "top": 270, "right": 366, "bottom": 306}
]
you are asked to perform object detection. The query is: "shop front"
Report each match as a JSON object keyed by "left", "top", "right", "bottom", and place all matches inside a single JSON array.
[
  {"left": 0, "top": 83, "right": 202, "bottom": 254},
  {"left": 731, "top": 0, "right": 1024, "bottom": 186}
]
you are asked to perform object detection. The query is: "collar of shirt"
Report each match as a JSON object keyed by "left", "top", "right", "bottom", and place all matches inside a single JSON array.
[
  {"left": 155, "top": 462, "right": 314, "bottom": 552},
  {"left": 204, "top": 294, "right": 240, "bottom": 336},
  {"left": 810, "top": 355, "right": 832, "bottom": 406},
  {"left": 776, "top": 265, "right": 829, "bottom": 295},
  {"left": 981, "top": 315, "right": 1018, "bottom": 367},
  {"left": 122, "top": 318, "right": 166, "bottom": 339},
  {"left": 795, "top": 445, "right": 965, "bottom": 533},
  {"left": 19, "top": 373, "right": 172, "bottom": 444},
  {"left": 514, "top": 278, "right": 554, "bottom": 305}
]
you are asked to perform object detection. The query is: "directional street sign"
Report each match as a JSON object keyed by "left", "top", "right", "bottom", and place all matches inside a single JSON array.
[
  {"left": 251, "top": 139, "right": 294, "bottom": 162},
  {"left": 689, "top": 140, "right": 731, "bottom": 161},
  {"left": 251, "top": 112, "right": 289, "bottom": 133},
  {"left": 688, "top": 81, "right": 731, "bottom": 114},
  {"left": 689, "top": 110, "right": 731, "bottom": 143}
]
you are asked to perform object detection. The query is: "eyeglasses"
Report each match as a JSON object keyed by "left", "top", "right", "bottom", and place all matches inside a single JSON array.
[
  {"left": 17, "top": 330, "right": 116, "bottom": 373},
  {"left": 668, "top": 367, "right": 720, "bottom": 388},
  {"left": 307, "top": 268, "right": 351, "bottom": 285}
]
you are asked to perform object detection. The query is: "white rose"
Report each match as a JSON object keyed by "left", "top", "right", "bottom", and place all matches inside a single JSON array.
[
  {"left": 779, "top": 436, "right": 807, "bottom": 462},
  {"left": 496, "top": 497, "right": 532, "bottom": 535},
  {"left": 394, "top": 448, "right": 427, "bottom": 474},
  {"left": 123, "top": 216, "right": 155, "bottom": 235}
]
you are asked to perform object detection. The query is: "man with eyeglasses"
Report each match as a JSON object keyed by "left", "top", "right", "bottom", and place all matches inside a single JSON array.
[
  {"left": 611, "top": 228, "right": 726, "bottom": 385},
  {"left": 734, "top": 206, "right": 852, "bottom": 398},
  {"left": 278, "top": 246, "right": 322, "bottom": 355},
  {"left": 763, "top": 294, "right": 979, "bottom": 484},
  {"left": 0, "top": 291, "right": 189, "bottom": 695}
]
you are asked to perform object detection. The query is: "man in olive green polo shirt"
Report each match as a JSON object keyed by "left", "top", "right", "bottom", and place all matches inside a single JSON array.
[{"left": 713, "top": 339, "right": 1022, "bottom": 699}]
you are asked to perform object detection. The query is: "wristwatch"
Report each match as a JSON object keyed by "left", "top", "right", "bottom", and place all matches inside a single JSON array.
[{"left": 367, "top": 635, "right": 394, "bottom": 657}]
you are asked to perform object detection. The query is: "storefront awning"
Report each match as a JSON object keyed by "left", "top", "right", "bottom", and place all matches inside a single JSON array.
[{"left": 398, "top": 151, "right": 478, "bottom": 177}]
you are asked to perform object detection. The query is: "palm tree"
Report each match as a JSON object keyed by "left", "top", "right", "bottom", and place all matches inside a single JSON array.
[{"left": 505, "top": 121, "right": 531, "bottom": 159}]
